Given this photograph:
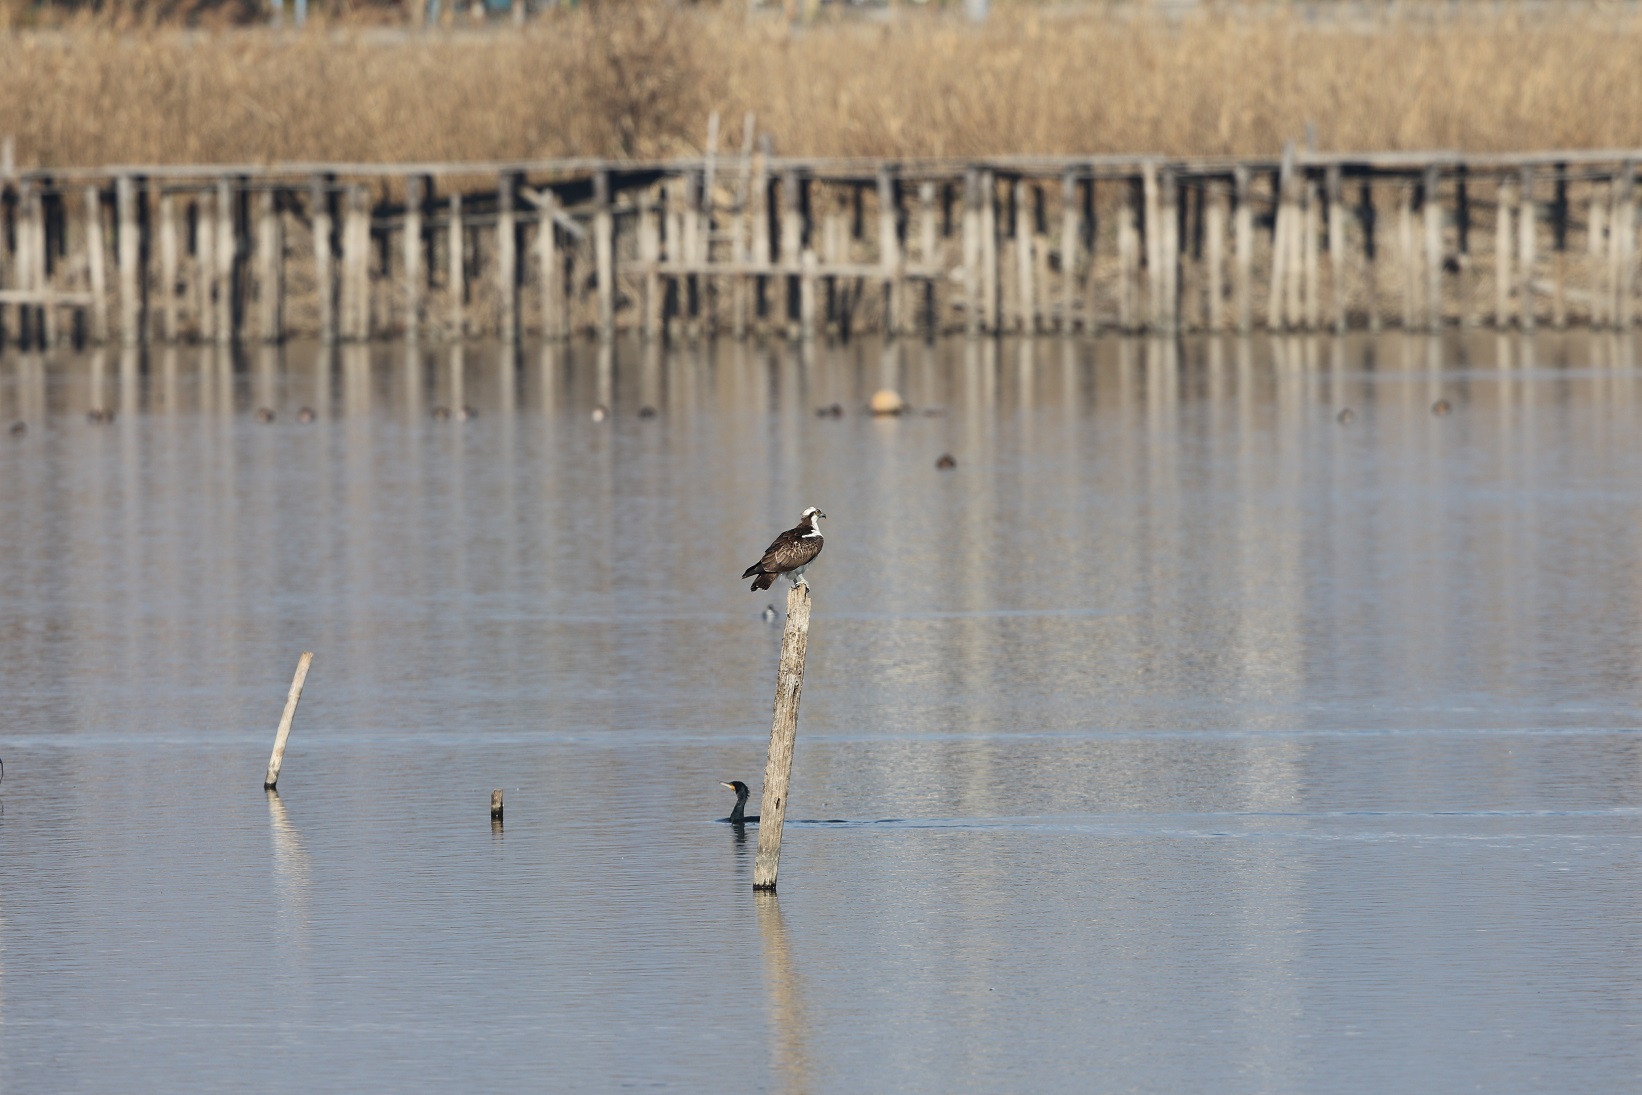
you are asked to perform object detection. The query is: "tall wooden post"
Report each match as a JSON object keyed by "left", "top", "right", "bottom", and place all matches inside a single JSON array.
[
  {"left": 1119, "top": 178, "right": 1139, "bottom": 332},
  {"left": 1518, "top": 166, "right": 1536, "bottom": 331},
  {"left": 216, "top": 176, "right": 235, "bottom": 344},
  {"left": 1618, "top": 163, "right": 1636, "bottom": 329},
  {"left": 878, "top": 166, "right": 902, "bottom": 335},
  {"left": 753, "top": 583, "right": 813, "bottom": 892},
  {"left": 1303, "top": 179, "right": 1320, "bottom": 331},
  {"left": 84, "top": 185, "right": 108, "bottom": 344},
  {"left": 963, "top": 168, "right": 981, "bottom": 336},
  {"left": 781, "top": 168, "right": 802, "bottom": 339},
  {"left": 404, "top": 175, "right": 424, "bottom": 339},
  {"left": 1423, "top": 164, "right": 1442, "bottom": 331},
  {"left": 1013, "top": 179, "right": 1034, "bottom": 334},
  {"left": 1398, "top": 182, "right": 1417, "bottom": 330},
  {"left": 979, "top": 171, "right": 998, "bottom": 334},
  {"left": 498, "top": 172, "right": 518, "bottom": 342},
  {"left": 1495, "top": 176, "right": 1514, "bottom": 328},
  {"left": 1206, "top": 180, "right": 1225, "bottom": 332},
  {"left": 1142, "top": 162, "right": 1161, "bottom": 330},
  {"left": 116, "top": 174, "right": 141, "bottom": 345},
  {"left": 537, "top": 188, "right": 563, "bottom": 339},
  {"left": 341, "top": 184, "right": 367, "bottom": 341},
  {"left": 1233, "top": 166, "right": 1253, "bottom": 334},
  {"left": 594, "top": 169, "right": 615, "bottom": 339},
  {"left": 920, "top": 180, "right": 939, "bottom": 335},
  {"left": 1059, "top": 171, "right": 1079, "bottom": 332},
  {"left": 1326, "top": 165, "right": 1345, "bottom": 334},
  {"left": 640, "top": 193, "right": 661, "bottom": 340},
  {"left": 1268, "top": 161, "right": 1290, "bottom": 332},
  {"left": 310, "top": 174, "right": 334, "bottom": 344},
  {"left": 160, "top": 190, "right": 180, "bottom": 342},
  {"left": 256, "top": 187, "right": 282, "bottom": 343},
  {"left": 448, "top": 190, "right": 464, "bottom": 338}
]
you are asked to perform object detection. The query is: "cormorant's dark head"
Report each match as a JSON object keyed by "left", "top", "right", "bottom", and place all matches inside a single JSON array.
[{"left": 721, "top": 780, "right": 750, "bottom": 798}]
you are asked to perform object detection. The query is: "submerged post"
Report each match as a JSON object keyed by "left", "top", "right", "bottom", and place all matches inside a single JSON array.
[
  {"left": 263, "top": 652, "right": 315, "bottom": 790},
  {"left": 753, "top": 583, "right": 813, "bottom": 892}
]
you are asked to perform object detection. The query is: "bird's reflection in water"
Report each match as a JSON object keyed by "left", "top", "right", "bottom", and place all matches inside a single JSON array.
[{"left": 755, "top": 892, "right": 812, "bottom": 1095}]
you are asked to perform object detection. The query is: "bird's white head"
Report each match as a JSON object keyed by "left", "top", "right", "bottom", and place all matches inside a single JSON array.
[{"left": 800, "top": 506, "right": 827, "bottom": 525}]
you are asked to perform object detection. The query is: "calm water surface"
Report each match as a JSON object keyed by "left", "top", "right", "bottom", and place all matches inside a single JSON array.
[{"left": 2, "top": 332, "right": 1641, "bottom": 1093}]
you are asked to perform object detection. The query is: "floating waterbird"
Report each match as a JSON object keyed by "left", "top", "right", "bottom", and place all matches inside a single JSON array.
[
  {"left": 8, "top": 421, "right": 25, "bottom": 437},
  {"left": 431, "top": 406, "right": 451, "bottom": 421},
  {"left": 1432, "top": 399, "right": 1451, "bottom": 416},
  {"left": 721, "top": 781, "right": 758, "bottom": 825},
  {"left": 457, "top": 405, "right": 477, "bottom": 421},
  {"left": 1337, "top": 408, "right": 1356, "bottom": 425},
  {"left": 591, "top": 405, "right": 608, "bottom": 423},
  {"left": 743, "top": 507, "right": 825, "bottom": 592},
  {"left": 870, "top": 388, "right": 908, "bottom": 416},
  {"left": 815, "top": 403, "right": 844, "bottom": 418},
  {"left": 936, "top": 453, "right": 957, "bottom": 470},
  {"left": 761, "top": 604, "right": 778, "bottom": 623},
  {"left": 296, "top": 407, "right": 317, "bottom": 423},
  {"left": 255, "top": 407, "right": 276, "bottom": 423},
  {"left": 638, "top": 406, "right": 658, "bottom": 419},
  {"left": 86, "top": 408, "right": 112, "bottom": 425}
]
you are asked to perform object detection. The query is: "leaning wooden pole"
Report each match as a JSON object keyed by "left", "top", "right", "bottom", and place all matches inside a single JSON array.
[
  {"left": 753, "top": 584, "right": 813, "bottom": 892},
  {"left": 263, "top": 652, "right": 315, "bottom": 790}
]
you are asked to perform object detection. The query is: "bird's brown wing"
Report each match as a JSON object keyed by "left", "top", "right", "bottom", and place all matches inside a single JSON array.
[{"left": 760, "top": 530, "right": 822, "bottom": 575}]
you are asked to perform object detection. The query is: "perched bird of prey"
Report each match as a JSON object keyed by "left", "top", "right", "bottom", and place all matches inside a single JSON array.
[{"left": 742, "top": 507, "right": 826, "bottom": 592}]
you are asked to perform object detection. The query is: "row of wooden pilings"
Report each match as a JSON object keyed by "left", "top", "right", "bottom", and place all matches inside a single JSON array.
[{"left": 1, "top": 148, "right": 1639, "bottom": 348}]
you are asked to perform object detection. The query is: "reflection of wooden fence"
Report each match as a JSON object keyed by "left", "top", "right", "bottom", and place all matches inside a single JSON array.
[{"left": 0, "top": 149, "right": 1638, "bottom": 347}]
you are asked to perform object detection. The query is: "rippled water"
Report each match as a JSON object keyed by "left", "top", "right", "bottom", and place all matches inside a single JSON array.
[{"left": 1, "top": 332, "right": 1640, "bottom": 1093}]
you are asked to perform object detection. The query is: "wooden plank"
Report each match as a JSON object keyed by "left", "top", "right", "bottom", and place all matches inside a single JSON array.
[
  {"left": 1142, "top": 162, "right": 1161, "bottom": 330},
  {"left": 1398, "top": 181, "right": 1417, "bottom": 330},
  {"left": 1267, "top": 167, "right": 1287, "bottom": 333},
  {"left": 1161, "top": 170, "right": 1180, "bottom": 334},
  {"left": 640, "top": 191, "right": 661, "bottom": 341},
  {"left": 1360, "top": 182, "right": 1381, "bottom": 332},
  {"left": 198, "top": 191, "right": 216, "bottom": 343},
  {"left": 1590, "top": 181, "right": 1609, "bottom": 327},
  {"left": 1303, "top": 178, "right": 1320, "bottom": 331},
  {"left": 752, "top": 583, "right": 812, "bottom": 892},
  {"left": 1119, "top": 179, "right": 1139, "bottom": 333},
  {"left": 782, "top": 168, "right": 802, "bottom": 339},
  {"left": 920, "top": 180, "right": 938, "bottom": 335},
  {"left": 1619, "top": 162, "right": 1636, "bottom": 329},
  {"left": 310, "top": 175, "right": 333, "bottom": 343}
]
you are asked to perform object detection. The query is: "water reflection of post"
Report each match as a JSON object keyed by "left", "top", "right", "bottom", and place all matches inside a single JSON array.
[
  {"left": 90, "top": 348, "right": 108, "bottom": 415},
  {"left": 447, "top": 343, "right": 465, "bottom": 415},
  {"left": 596, "top": 338, "right": 614, "bottom": 413},
  {"left": 266, "top": 789, "right": 312, "bottom": 955},
  {"left": 403, "top": 339, "right": 424, "bottom": 422},
  {"left": 754, "top": 892, "right": 812, "bottom": 1095}
]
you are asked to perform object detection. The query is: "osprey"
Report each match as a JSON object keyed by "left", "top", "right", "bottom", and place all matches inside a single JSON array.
[{"left": 742, "top": 507, "right": 826, "bottom": 592}]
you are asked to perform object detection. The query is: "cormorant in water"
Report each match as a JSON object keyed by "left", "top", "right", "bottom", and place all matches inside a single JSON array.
[{"left": 720, "top": 780, "right": 758, "bottom": 825}]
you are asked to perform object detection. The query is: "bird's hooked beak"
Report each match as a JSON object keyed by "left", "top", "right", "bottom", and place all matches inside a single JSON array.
[
  {"left": 721, "top": 782, "right": 736, "bottom": 791},
  {"left": 815, "top": 510, "right": 827, "bottom": 521}
]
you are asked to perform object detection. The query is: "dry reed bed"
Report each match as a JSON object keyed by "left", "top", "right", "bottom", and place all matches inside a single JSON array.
[{"left": 4, "top": 5, "right": 1642, "bottom": 168}]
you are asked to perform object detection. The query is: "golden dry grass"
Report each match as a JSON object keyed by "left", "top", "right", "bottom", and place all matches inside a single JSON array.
[{"left": 5, "top": 3, "right": 1642, "bottom": 168}]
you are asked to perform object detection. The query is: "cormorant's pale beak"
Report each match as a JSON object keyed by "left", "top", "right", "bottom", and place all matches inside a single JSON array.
[{"left": 721, "top": 782, "right": 736, "bottom": 791}]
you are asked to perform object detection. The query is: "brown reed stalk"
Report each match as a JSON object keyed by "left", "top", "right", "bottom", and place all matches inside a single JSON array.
[{"left": 2, "top": 3, "right": 1641, "bottom": 168}]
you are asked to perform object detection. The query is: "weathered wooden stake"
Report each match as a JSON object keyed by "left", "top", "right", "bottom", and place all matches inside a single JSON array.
[
  {"left": 1519, "top": 166, "right": 1536, "bottom": 331},
  {"left": 490, "top": 789, "right": 504, "bottom": 819},
  {"left": 1058, "top": 172, "right": 1078, "bottom": 332},
  {"left": 263, "top": 651, "right": 315, "bottom": 791},
  {"left": 257, "top": 187, "right": 282, "bottom": 343},
  {"left": 1326, "top": 166, "right": 1345, "bottom": 334},
  {"left": 962, "top": 169, "right": 981, "bottom": 336},
  {"left": 537, "top": 187, "right": 563, "bottom": 339},
  {"left": 404, "top": 175, "right": 424, "bottom": 339},
  {"left": 1233, "top": 166, "right": 1253, "bottom": 333},
  {"left": 753, "top": 583, "right": 812, "bottom": 892},
  {"left": 216, "top": 177, "right": 235, "bottom": 344},
  {"left": 85, "top": 186, "right": 108, "bottom": 343},
  {"left": 1423, "top": 165, "right": 1443, "bottom": 330},
  {"left": 311, "top": 175, "right": 334, "bottom": 343},
  {"left": 448, "top": 190, "right": 464, "bottom": 338},
  {"left": 116, "top": 175, "right": 140, "bottom": 344},
  {"left": 1303, "top": 180, "right": 1320, "bottom": 330},
  {"left": 1118, "top": 181, "right": 1139, "bottom": 332},
  {"left": 879, "top": 166, "right": 903, "bottom": 335},
  {"left": 595, "top": 170, "right": 615, "bottom": 340},
  {"left": 1206, "top": 180, "right": 1225, "bottom": 332},
  {"left": 1496, "top": 177, "right": 1514, "bottom": 328},
  {"left": 160, "top": 191, "right": 179, "bottom": 342},
  {"left": 980, "top": 171, "right": 998, "bottom": 333},
  {"left": 1014, "top": 179, "right": 1033, "bottom": 334},
  {"left": 498, "top": 172, "right": 518, "bottom": 341}
]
